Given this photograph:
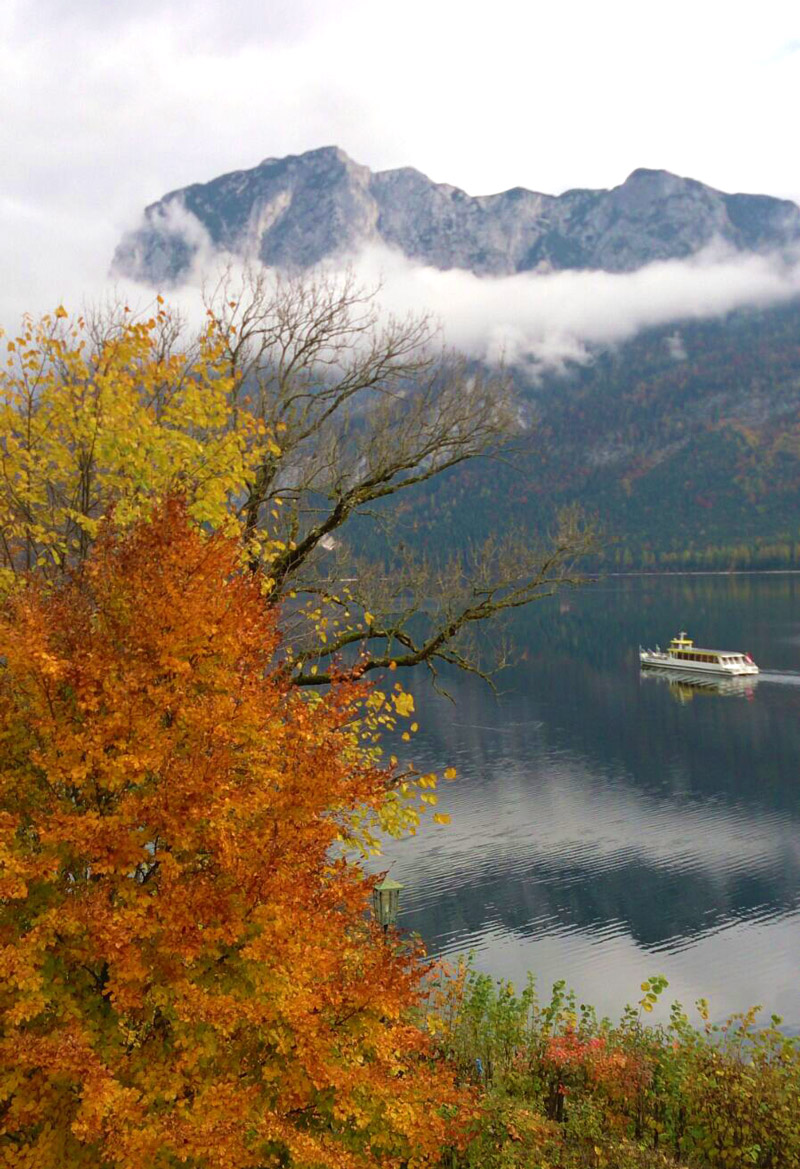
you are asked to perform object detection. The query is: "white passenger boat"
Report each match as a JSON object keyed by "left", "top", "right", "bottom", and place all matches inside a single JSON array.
[{"left": 639, "top": 632, "right": 759, "bottom": 676}]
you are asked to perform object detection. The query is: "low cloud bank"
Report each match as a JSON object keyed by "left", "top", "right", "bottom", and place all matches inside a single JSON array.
[
  {"left": 4, "top": 205, "right": 800, "bottom": 379},
  {"left": 170, "top": 233, "right": 800, "bottom": 377},
  {"left": 343, "top": 242, "right": 800, "bottom": 378}
]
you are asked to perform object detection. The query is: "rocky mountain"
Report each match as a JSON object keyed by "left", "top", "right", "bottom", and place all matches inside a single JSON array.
[
  {"left": 112, "top": 148, "right": 800, "bottom": 569},
  {"left": 113, "top": 146, "right": 800, "bottom": 285}
]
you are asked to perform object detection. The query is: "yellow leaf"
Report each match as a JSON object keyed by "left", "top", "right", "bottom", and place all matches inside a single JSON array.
[
  {"left": 364, "top": 611, "right": 374, "bottom": 625},
  {"left": 391, "top": 692, "right": 414, "bottom": 717},
  {"left": 443, "top": 767, "right": 457, "bottom": 780},
  {"left": 433, "top": 813, "right": 451, "bottom": 825}
]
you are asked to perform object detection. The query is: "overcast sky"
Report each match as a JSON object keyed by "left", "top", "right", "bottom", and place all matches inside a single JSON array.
[{"left": 2, "top": 0, "right": 800, "bottom": 325}]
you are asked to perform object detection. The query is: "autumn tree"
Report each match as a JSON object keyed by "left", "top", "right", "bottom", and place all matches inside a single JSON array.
[
  {"left": 0, "top": 501, "right": 470, "bottom": 1169},
  {"left": 0, "top": 276, "right": 595, "bottom": 685},
  {"left": 0, "top": 304, "right": 264, "bottom": 584}
]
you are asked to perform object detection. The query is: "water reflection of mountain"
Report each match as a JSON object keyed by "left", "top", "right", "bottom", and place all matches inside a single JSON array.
[
  {"left": 411, "top": 579, "right": 800, "bottom": 816},
  {"left": 410, "top": 654, "right": 800, "bottom": 815},
  {"left": 383, "top": 750, "right": 800, "bottom": 953},
  {"left": 374, "top": 574, "right": 800, "bottom": 1023},
  {"left": 498, "top": 573, "right": 800, "bottom": 672}
]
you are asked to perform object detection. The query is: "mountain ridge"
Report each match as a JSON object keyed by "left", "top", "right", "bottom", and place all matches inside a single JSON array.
[{"left": 113, "top": 146, "right": 800, "bottom": 285}]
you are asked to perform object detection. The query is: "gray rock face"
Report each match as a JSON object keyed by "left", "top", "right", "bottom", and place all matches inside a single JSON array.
[{"left": 113, "top": 148, "right": 800, "bottom": 285}]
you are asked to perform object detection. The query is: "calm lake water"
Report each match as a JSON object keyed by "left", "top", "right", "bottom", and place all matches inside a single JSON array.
[{"left": 374, "top": 573, "right": 800, "bottom": 1029}]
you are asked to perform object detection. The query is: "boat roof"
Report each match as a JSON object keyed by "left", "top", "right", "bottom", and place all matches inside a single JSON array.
[
  {"left": 669, "top": 645, "right": 744, "bottom": 656},
  {"left": 665, "top": 633, "right": 746, "bottom": 657}
]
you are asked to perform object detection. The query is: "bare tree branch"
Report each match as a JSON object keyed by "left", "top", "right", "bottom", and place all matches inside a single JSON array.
[
  {"left": 1, "top": 269, "right": 597, "bottom": 688},
  {"left": 284, "top": 508, "right": 598, "bottom": 685}
]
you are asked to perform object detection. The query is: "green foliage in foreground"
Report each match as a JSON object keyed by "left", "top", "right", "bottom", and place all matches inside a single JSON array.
[{"left": 427, "top": 960, "right": 800, "bottom": 1169}]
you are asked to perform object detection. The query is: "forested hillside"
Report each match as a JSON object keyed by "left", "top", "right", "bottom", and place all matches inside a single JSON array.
[{"left": 365, "top": 298, "right": 800, "bottom": 570}]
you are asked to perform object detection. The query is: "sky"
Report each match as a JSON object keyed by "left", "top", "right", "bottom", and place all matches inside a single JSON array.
[{"left": 3, "top": 0, "right": 800, "bottom": 340}]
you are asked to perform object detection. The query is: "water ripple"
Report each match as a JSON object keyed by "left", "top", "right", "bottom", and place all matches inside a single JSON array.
[{"left": 372, "top": 577, "right": 800, "bottom": 1025}]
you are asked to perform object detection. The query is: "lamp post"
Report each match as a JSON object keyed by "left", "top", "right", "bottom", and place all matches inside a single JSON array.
[{"left": 372, "top": 875, "right": 404, "bottom": 934}]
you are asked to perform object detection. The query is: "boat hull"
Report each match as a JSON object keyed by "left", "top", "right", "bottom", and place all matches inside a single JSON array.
[{"left": 639, "top": 651, "right": 758, "bottom": 676}]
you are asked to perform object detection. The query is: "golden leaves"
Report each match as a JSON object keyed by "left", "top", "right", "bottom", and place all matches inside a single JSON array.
[
  {"left": 391, "top": 690, "right": 414, "bottom": 718},
  {"left": 0, "top": 505, "right": 468, "bottom": 1165},
  {"left": 0, "top": 306, "right": 284, "bottom": 589}
]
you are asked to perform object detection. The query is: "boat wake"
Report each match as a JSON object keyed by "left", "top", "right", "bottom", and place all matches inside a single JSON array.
[{"left": 755, "top": 670, "right": 800, "bottom": 687}]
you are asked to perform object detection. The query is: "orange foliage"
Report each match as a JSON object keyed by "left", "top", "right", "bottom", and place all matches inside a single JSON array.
[{"left": 0, "top": 501, "right": 468, "bottom": 1168}]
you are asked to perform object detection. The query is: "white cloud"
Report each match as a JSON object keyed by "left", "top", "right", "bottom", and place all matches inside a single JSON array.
[
  {"left": 5, "top": 227, "right": 800, "bottom": 383},
  {"left": 336, "top": 241, "right": 800, "bottom": 377}
]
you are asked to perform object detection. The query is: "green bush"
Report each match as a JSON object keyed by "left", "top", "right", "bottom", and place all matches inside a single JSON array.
[{"left": 426, "top": 960, "right": 800, "bottom": 1169}]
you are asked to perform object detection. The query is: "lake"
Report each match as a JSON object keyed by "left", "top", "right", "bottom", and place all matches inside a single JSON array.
[{"left": 373, "top": 573, "right": 800, "bottom": 1029}]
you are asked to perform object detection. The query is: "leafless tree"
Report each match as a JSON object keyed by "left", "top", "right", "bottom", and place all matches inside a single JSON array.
[{"left": 202, "top": 267, "right": 596, "bottom": 687}]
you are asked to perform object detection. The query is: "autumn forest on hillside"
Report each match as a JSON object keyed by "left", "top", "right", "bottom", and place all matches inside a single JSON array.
[{"left": 378, "top": 299, "right": 800, "bottom": 572}]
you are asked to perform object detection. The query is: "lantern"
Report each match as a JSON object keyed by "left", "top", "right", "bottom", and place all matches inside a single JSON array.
[{"left": 372, "top": 875, "right": 404, "bottom": 932}]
